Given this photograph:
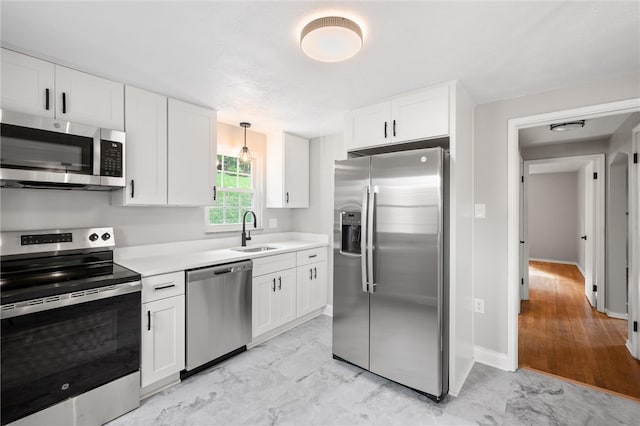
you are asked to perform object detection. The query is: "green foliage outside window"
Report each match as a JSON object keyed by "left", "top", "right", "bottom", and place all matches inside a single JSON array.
[{"left": 209, "top": 154, "right": 254, "bottom": 225}]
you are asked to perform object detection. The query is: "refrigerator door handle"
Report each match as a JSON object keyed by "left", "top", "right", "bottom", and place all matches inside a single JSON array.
[
  {"left": 368, "top": 187, "right": 377, "bottom": 293},
  {"left": 361, "top": 186, "right": 370, "bottom": 293}
]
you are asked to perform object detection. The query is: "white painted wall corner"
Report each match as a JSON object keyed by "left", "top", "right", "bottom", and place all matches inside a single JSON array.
[
  {"left": 474, "top": 346, "right": 512, "bottom": 371},
  {"left": 322, "top": 304, "right": 333, "bottom": 317}
]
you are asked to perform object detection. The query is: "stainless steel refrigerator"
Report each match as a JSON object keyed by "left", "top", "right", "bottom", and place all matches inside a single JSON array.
[{"left": 332, "top": 146, "right": 448, "bottom": 401}]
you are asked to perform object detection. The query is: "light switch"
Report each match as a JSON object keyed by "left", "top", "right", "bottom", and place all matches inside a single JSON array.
[
  {"left": 269, "top": 218, "right": 278, "bottom": 229},
  {"left": 475, "top": 204, "right": 486, "bottom": 219}
]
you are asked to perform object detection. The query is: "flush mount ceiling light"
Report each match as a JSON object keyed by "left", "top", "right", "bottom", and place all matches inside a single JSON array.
[
  {"left": 549, "top": 120, "right": 586, "bottom": 132},
  {"left": 300, "top": 16, "right": 363, "bottom": 62},
  {"left": 238, "top": 122, "right": 253, "bottom": 163}
]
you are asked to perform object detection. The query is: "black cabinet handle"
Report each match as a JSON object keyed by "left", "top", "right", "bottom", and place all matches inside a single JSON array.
[
  {"left": 384, "top": 121, "right": 388, "bottom": 138},
  {"left": 285, "top": 192, "right": 289, "bottom": 204},
  {"left": 272, "top": 278, "right": 276, "bottom": 292},
  {"left": 130, "top": 179, "right": 135, "bottom": 198},
  {"left": 314, "top": 267, "right": 317, "bottom": 279},
  {"left": 278, "top": 276, "right": 282, "bottom": 290},
  {"left": 62, "top": 92, "right": 67, "bottom": 114},
  {"left": 393, "top": 119, "right": 397, "bottom": 137},
  {"left": 154, "top": 284, "right": 176, "bottom": 290},
  {"left": 213, "top": 186, "right": 217, "bottom": 201},
  {"left": 308, "top": 254, "right": 317, "bottom": 258},
  {"left": 147, "top": 311, "right": 151, "bottom": 331},
  {"left": 309, "top": 268, "right": 313, "bottom": 280},
  {"left": 45, "top": 88, "right": 50, "bottom": 110}
]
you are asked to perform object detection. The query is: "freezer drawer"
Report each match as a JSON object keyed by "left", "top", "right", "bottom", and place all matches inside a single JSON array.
[{"left": 185, "top": 260, "right": 252, "bottom": 371}]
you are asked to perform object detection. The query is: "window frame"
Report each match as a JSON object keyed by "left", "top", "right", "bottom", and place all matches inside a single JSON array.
[{"left": 204, "top": 153, "right": 263, "bottom": 233}]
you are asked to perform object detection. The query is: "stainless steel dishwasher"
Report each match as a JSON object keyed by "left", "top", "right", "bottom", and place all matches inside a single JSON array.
[{"left": 184, "top": 259, "right": 252, "bottom": 375}]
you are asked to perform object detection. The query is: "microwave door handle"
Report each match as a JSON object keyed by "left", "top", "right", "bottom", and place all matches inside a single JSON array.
[
  {"left": 93, "top": 131, "right": 101, "bottom": 177},
  {"left": 361, "top": 186, "right": 369, "bottom": 293}
]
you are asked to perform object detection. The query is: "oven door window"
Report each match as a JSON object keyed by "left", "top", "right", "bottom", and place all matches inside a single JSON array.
[
  {"left": 0, "top": 123, "right": 94, "bottom": 174},
  {"left": 1, "top": 292, "right": 140, "bottom": 425}
]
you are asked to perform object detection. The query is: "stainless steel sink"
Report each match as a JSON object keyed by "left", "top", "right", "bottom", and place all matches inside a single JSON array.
[{"left": 230, "top": 246, "right": 278, "bottom": 253}]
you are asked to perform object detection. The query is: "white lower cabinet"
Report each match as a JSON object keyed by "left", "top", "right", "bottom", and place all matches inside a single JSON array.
[
  {"left": 252, "top": 268, "right": 296, "bottom": 338},
  {"left": 141, "top": 272, "right": 185, "bottom": 389},
  {"left": 296, "top": 260, "right": 327, "bottom": 317}
]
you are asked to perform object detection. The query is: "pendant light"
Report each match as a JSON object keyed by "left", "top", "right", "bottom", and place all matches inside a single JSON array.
[{"left": 238, "top": 122, "right": 252, "bottom": 162}]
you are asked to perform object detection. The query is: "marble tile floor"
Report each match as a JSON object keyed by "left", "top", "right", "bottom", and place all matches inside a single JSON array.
[{"left": 111, "top": 315, "right": 640, "bottom": 426}]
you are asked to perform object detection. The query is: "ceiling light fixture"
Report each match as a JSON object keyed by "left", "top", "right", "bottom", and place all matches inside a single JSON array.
[
  {"left": 300, "top": 16, "right": 363, "bottom": 62},
  {"left": 238, "top": 122, "right": 252, "bottom": 163},
  {"left": 549, "top": 120, "right": 586, "bottom": 132}
]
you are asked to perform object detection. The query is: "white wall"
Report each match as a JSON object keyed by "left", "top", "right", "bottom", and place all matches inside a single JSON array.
[
  {"left": 291, "top": 133, "right": 345, "bottom": 305},
  {"left": 527, "top": 172, "right": 580, "bottom": 264},
  {"left": 0, "top": 123, "right": 293, "bottom": 247},
  {"left": 521, "top": 139, "right": 609, "bottom": 161},
  {"left": 473, "top": 73, "right": 639, "bottom": 354}
]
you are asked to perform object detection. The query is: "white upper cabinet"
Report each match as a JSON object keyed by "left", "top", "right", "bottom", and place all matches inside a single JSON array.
[
  {"left": 167, "top": 98, "right": 217, "bottom": 206},
  {"left": 1, "top": 49, "right": 55, "bottom": 117},
  {"left": 345, "top": 101, "right": 391, "bottom": 151},
  {"left": 344, "top": 84, "right": 450, "bottom": 152},
  {"left": 113, "top": 86, "right": 167, "bottom": 206},
  {"left": 266, "top": 132, "right": 309, "bottom": 208},
  {"left": 0, "top": 48, "right": 124, "bottom": 130},
  {"left": 55, "top": 65, "right": 124, "bottom": 131}
]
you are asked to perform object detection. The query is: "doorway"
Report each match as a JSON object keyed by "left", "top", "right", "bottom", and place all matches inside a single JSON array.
[{"left": 507, "top": 99, "right": 640, "bottom": 399}]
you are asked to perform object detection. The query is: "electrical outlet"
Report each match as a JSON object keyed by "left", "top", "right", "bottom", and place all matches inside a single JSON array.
[
  {"left": 474, "top": 204, "right": 486, "bottom": 219},
  {"left": 474, "top": 298, "right": 485, "bottom": 314}
]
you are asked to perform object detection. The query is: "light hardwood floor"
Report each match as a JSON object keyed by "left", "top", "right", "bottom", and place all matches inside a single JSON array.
[{"left": 519, "top": 260, "right": 640, "bottom": 400}]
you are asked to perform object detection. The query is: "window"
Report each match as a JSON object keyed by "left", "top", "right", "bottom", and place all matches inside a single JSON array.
[{"left": 206, "top": 154, "right": 257, "bottom": 230}]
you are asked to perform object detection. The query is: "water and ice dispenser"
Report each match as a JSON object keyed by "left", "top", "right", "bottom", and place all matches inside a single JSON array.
[{"left": 340, "top": 211, "right": 361, "bottom": 255}]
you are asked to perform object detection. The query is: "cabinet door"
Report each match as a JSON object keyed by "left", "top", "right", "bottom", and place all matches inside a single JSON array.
[
  {"left": 283, "top": 133, "right": 309, "bottom": 208},
  {"left": 252, "top": 274, "right": 277, "bottom": 337},
  {"left": 391, "top": 85, "right": 449, "bottom": 143},
  {"left": 167, "top": 98, "right": 217, "bottom": 206},
  {"left": 275, "top": 268, "right": 297, "bottom": 326},
  {"left": 296, "top": 265, "right": 314, "bottom": 317},
  {"left": 0, "top": 49, "right": 55, "bottom": 117},
  {"left": 310, "top": 261, "right": 328, "bottom": 311},
  {"left": 345, "top": 101, "right": 391, "bottom": 151},
  {"left": 55, "top": 65, "right": 124, "bottom": 130},
  {"left": 141, "top": 295, "right": 185, "bottom": 388},
  {"left": 120, "top": 86, "right": 167, "bottom": 205}
]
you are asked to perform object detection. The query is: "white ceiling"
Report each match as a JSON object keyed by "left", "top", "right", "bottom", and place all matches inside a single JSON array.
[
  {"left": 1, "top": 1, "right": 638, "bottom": 138},
  {"left": 519, "top": 113, "right": 633, "bottom": 148}
]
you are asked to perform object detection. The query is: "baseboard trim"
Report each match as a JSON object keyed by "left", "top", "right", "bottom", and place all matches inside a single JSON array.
[
  {"left": 474, "top": 346, "right": 511, "bottom": 371},
  {"left": 322, "top": 304, "right": 333, "bottom": 317},
  {"left": 606, "top": 310, "right": 628, "bottom": 320},
  {"left": 529, "top": 258, "right": 579, "bottom": 267},
  {"left": 625, "top": 339, "right": 634, "bottom": 356},
  {"left": 576, "top": 263, "right": 585, "bottom": 278},
  {"left": 450, "top": 358, "right": 474, "bottom": 397}
]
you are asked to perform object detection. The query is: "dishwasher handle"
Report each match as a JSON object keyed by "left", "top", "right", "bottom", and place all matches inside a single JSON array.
[{"left": 186, "top": 260, "right": 253, "bottom": 282}]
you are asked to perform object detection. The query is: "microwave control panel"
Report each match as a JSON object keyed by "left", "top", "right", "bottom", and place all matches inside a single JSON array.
[{"left": 100, "top": 140, "right": 123, "bottom": 177}]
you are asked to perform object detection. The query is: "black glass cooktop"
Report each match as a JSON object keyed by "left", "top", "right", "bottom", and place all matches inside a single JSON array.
[{"left": 0, "top": 250, "right": 140, "bottom": 305}]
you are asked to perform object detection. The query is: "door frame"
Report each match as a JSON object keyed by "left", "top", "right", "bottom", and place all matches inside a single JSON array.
[
  {"left": 506, "top": 98, "right": 640, "bottom": 370},
  {"left": 522, "top": 154, "right": 605, "bottom": 311},
  {"left": 630, "top": 124, "right": 640, "bottom": 358}
]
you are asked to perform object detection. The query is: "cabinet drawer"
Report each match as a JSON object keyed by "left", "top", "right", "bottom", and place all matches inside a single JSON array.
[
  {"left": 297, "top": 247, "right": 326, "bottom": 266},
  {"left": 142, "top": 271, "right": 185, "bottom": 303},
  {"left": 253, "top": 253, "right": 296, "bottom": 277}
]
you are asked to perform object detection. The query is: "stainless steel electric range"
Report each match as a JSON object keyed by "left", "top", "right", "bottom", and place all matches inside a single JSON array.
[{"left": 0, "top": 227, "right": 141, "bottom": 426}]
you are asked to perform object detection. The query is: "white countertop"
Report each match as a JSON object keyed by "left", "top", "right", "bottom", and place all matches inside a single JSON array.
[{"left": 115, "top": 233, "right": 329, "bottom": 277}]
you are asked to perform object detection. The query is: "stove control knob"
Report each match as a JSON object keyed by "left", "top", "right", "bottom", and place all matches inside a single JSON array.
[
  {"left": 89, "top": 233, "right": 99, "bottom": 242},
  {"left": 101, "top": 232, "right": 111, "bottom": 241}
]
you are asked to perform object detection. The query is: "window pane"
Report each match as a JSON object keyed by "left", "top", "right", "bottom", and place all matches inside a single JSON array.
[
  {"left": 239, "top": 160, "right": 251, "bottom": 174},
  {"left": 217, "top": 191, "right": 225, "bottom": 205},
  {"left": 225, "top": 191, "right": 239, "bottom": 206},
  {"left": 216, "top": 172, "right": 222, "bottom": 187},
  {"left": 225, "top": 208, "right": 240, "bottom": 224},
  {"left": 238, "top": 175, "right": 251, "bottom": 190},
  {"left": 222, "top": 173, "right": 237, "bottom": 188},
  {"left": 216, "top": 155, "right": 222, "bottom": 171},
  {"left": 209, "top": 207, "right": 224, "bottom": 224},
  {"left": 240, "top": 193, "right": 253, "bottom": 207},
  {"left": 223, "top": 156, "right": 238, "bottom": 173}
]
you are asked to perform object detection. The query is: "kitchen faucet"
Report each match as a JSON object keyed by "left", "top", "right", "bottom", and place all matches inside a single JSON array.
[{"left": 241, "top": 210, "right": 257, "bottom": 246}]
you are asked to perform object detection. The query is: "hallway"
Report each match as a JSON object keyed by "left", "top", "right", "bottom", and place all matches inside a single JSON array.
[{"left": 519, "top": 261, "right": 640, "bottom": 400}]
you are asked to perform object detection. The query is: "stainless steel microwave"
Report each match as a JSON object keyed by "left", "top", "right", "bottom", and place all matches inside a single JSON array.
[{"left": 0, "top": 110, "right": 125, "bottom": 190}]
